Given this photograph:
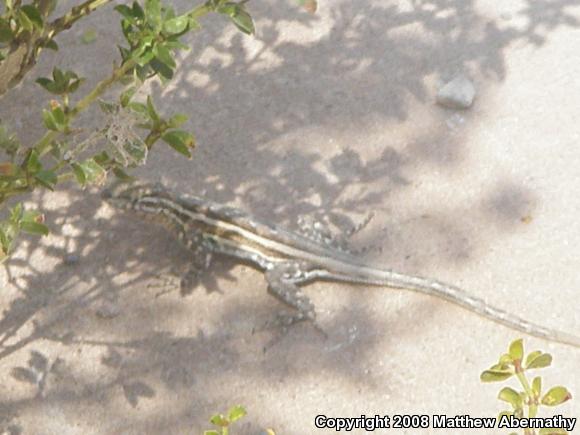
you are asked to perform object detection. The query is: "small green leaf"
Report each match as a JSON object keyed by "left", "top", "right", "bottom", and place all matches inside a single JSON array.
[
  {"left": 150, "top": 58, "right": 174, "bottom": 79},
  {"left": 51, "top": 106, "right": 66, "bottom": 129},
  {"left": 541, "top": 386, "right": 572, "bottom": 406},
  {"left": 135, "top": 48, "right": 155, "bottom": 67},
  {"left": 23, "top": 149, "right": 41, "bottom": 172},
  {"left": 10, "top": 203, "right": 23, "bottom": 222},
  {"left": 80, "top": 159, "right": 107, "bottom": 186},
  {"left": 120, "top": 87, "right": 137, "bottom": 107},
  {"left": 128, "top": 102, "right": 148, "bottom": 115},
  {"left": 524, "top": 351, "right": 542, "bottom": 367},
  {"left": 132, "top": 1, "right": 145, "bottom": 19},
  {"left": 37, "top": 78, "right": 59, "bottom": 94},
  {"left": 146, "top": 95, "right": 160, "bottom": 123},
  {"left": 508, "top": 339, "right": 524, "bottom": 361},
  {"left": 162, "top": 130, "right": 194, "bottom": 158},
  {"left": 20, "top": 221, "right": 49, "bottom": 236},
  {"left": 22, "top": 210, "right": 43, "bottom": 223},
  {"left": 209, "top": 414, "right": 228, "bottom": 427},
  {"left": 168, "top": 113, "right": 188, "bottom": 128},
  {"left": 499, "top": 353, "right": 514, "bottom": 365},
  {"left": 67, "top": 77, "right": 85, "bottom": 93},
  {"left": 217, "top": 3, "right": 237, "bottom": 15},
  {"left": 498, "top": 387, "right": 523, "bottom": 409},
  {"left": 44, "top": 39, "right": 58, "bottom": 50},
  {"left": 71, "top": 162, "right": 87, "bottom": 186},
  {"left": 81, "top": 29, "right": 97, "bottom": 44},
  {"left": 0, "top": 18, "right": 14, "bottom": 42},
  {"left": 0, "top": 122, "right": 20, "bottom": 157},
  {"left": 203, "top": 431, "right": 220, "bottom": 435},
  {"left": 63, "top": 70, "right": 78, "bottom": 81},
  {"left": 163, "top": 16, "right": 189, "bottom": 34},
  {"left": 144, "top": 0, "right": 162, "bottom": 29},
  {"left": 489, "top": 363, "right": 510, "bottom": 371},
  {"left": 228, "top": 405, "right": 247, "bottom": 423},
  {"left": 153, "top": 44, "right": 176, "bottom": 69},
  {"left": 162, "top": 5, "right": 176, "bottom": 21},
  {"left": 42, "top": 110, "right": 58, "bottom": 131},
  {"left": 526, "top": 353, "right": 552, "bottom": 370},
  {"left": 17, "top": 8, "right": 34, "bottom": 31},
  {"left": 20, "top": 4, "right": 44, "bottom": 28},
  {"left": 231, "top": 8, "right": 254, "bottom": 35},
  {"left": 114, "top": 4, "right": 136, "bottom": 21},
  {"left": 53, "top": 67, "right": 65, "bottom": 86},
  {"left": 34, "top": 170, "right": 57, "bottom": 190},
  {"left": 480, "top": 369, "right": 513, "bottom": 382},
  {"left": 532, "top": 376, "right": 542, "bottom": 397}
]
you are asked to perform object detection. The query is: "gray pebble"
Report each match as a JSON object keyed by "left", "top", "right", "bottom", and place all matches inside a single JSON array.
[{"left": 436, "top": 75, "right": 476, "bottom": 109}]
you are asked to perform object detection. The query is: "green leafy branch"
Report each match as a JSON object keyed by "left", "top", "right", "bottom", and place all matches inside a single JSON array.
[
  {"left": 481, "top": 339, "right": 573, "bottom": 435},
  {"left": 204, "top": 405, "right": 248, "bottom": 435},
  {"left": 0, "top": 0, "right": 260, "bottom": 259},
  {"left": 0, "top": 0, "right": 318, "bottom": 259}
]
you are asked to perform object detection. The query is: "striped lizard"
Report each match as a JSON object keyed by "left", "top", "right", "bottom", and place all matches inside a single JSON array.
[{"left": 102, "top": 181, "right": 580, "bottom": 348}]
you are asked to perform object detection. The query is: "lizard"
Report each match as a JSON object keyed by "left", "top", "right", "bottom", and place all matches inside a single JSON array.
[{"left": 101, "top": 181, "right": 580, "bottom": 348}]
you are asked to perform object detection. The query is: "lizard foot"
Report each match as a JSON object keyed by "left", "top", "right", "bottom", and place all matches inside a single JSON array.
[
  {"left": 179, "top": 266, "right": 203, "bottom": 296},
  {"left": 256, "top": 311, "right": 327, "bottom": 352}
]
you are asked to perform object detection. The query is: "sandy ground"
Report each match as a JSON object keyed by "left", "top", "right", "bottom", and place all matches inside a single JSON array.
[{"left": 1, "top": 0, "right": 580, "bottom": 434}]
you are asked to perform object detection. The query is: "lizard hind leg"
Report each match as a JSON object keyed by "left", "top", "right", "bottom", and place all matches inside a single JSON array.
[
  {"left": 264, "top": 263, "right": 326, "bottom": 338},
  {"left": 297, "top": 212, "right": 377, "bottom": 255},
  {"left": 297, "top": 215, "right": 351, "bottom": 253}
]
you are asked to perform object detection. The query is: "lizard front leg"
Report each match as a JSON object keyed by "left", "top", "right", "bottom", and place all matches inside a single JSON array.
[
  {"left": 179, "top": 233, "right": 214, "bottom": 295},
  {"left": 265, "top": 262, "right": 317, "bottom": 327},
  {"left": 152, "top": 231, "right": 214, "bottom": 297}
]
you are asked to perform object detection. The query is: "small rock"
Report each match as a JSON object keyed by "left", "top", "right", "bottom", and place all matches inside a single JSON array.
[
  {"left": 95, "top": 300, "right": 121, "bottom": 319},
  {"left": 436, "top": 75, "right": 476, "bottom": 109}
]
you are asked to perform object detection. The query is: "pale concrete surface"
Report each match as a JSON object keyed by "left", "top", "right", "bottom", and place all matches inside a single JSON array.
[{"left": 1, "top": 0, "right": 580, "bottom": 434}]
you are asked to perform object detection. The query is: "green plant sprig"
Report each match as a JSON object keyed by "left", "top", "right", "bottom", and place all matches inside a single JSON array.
[
  {"left": 204, "top": 405, "right": 248, "bottom": 435},
  {"left": 0, "top": 0, "right": 250, "bottom": 259},
  {"left": 481, "top": 339, "right": 572, "bottom": 435},
  {"left": 0, "top": 0, "right": 315, "bottom": 259}
]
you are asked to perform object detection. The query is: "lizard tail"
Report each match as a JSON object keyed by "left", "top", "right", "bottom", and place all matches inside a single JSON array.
[{"left": 327, "top": 269, "right": 580, "bottom": 348}]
